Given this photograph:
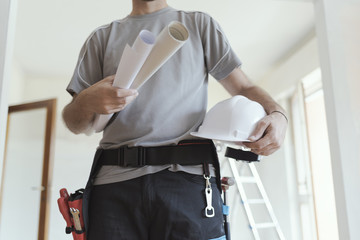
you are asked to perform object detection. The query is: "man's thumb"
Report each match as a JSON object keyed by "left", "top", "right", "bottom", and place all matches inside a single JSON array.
[{"left": 248, "top": 120, "right": 269, "bottom": 142}]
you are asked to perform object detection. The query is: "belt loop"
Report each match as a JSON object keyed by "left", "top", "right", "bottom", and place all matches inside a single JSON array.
[
  {"left": 117, "top": 147, "right": 124, "bottom": 166},
  {"left": 203, "top": 162, "right": 210, "bottom": 178},
  {"left": 138, "top": 146, "right": 145, "bottom": 166}
]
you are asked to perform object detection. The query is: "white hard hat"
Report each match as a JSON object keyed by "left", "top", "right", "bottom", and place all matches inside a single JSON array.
[{"left": 191, "top": 95, "right": 266, "bottom": 142}]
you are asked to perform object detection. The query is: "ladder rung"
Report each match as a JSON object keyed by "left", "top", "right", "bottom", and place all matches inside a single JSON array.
[
  {"left": 252, "top": 222, "right": 276, "bottom": 229},
  {"left": 244, "top": 199, "right": 266, "bottom": 204},
  {"left": 238, "top": 177, "right": 256, "bottom": 183}
]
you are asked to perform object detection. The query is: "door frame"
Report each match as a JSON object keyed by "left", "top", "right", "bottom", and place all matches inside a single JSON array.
[{"left": 0, "top": 98, "right": 56, "bottom": 240}]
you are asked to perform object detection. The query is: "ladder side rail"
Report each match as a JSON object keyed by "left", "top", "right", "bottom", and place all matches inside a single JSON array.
[
  {"left": 249, "top": 163, "right": 286, "bottom": 240},
  {"left": 228, "top": 158, "right": 261, "bottom": 240}
]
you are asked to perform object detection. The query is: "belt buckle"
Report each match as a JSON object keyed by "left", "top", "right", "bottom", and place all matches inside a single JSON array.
[{"left": 123, "top": 147, "right": 145, "bottom": 167}]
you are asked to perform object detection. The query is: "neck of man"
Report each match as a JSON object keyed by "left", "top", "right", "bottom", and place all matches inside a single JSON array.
[{"left": 130, "top": 0, "right": 168, "bottom": 16}]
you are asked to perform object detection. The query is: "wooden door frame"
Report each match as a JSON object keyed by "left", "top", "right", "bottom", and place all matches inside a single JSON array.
[{"left": 0, "top": 98, "right": 57, "bottom": 240}]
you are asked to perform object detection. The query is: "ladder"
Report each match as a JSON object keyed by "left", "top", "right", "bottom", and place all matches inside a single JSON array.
[{"left": 227, "top": 157, "right": 286, "bottom": 240}]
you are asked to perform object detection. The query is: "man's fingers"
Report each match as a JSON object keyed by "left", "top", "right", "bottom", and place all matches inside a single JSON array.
[
  {"left": 243, "top": 134, "right": 271, "bottom": 151},
  {"left": 104, "top": 75, "right": 116, "bottom": 82},
  {"left": 243, "top": 123, "right": 283, "bottom": 156},
  {"left": 115, "top": 88, "right": 138, "bottom": 98},
  {"left": 247, "top": 118, "right": 270, "bottom": 142},
  {"left": 124, "top": 94, "right": 138, "bottom": 104},
  {"left": 81, "top": 75, "right": 140, "bottom": 114},
  {"left": 94, "top": 75, "right": 115, "bottom": 86},
  {"left": 105, "top": 91, "right": 139, "bottom": 113},
  {"left": 239, "top": 111, "right": 287, "bottom": 156},
  {"left": 250, "top": 144, "right": 279, "bottom": 156}
]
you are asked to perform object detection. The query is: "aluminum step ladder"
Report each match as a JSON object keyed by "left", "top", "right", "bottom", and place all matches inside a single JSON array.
[{"left": 227, "top": 155, "right": 286, "bottom": 240}]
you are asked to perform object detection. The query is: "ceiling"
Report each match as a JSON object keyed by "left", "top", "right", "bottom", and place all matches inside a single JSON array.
[{"left": 12, "top": 0, "right": 315, "bottom": 81}]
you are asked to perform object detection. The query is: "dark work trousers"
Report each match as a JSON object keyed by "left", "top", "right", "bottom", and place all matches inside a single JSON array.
[{"left": 88, "top": 170, "right": 226, "bottom": 240}]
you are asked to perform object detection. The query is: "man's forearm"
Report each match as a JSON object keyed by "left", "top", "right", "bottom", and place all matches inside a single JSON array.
[
  {"left": 62, "top": 76, "right": 140, "bottom": 135},
  {"left": 219, "top": 68, "right": 287, "bottom": 120},
  {"left": 62, "top": 94, "right": 96, "bottom": 134},
  {"left": 240, "top": 85, "right": 287, "bottom": 117}
]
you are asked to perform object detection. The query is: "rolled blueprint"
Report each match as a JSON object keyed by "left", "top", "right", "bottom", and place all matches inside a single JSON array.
[
  {"left": 131, "top": 21, "right": 189, "bottom": 89},
  {"left": 89, "top": 30, "right": 156, "bottom": 134},
  {"left": 88, "top": 21, "right": 189, "bottom": 134},
  {"left": 113, "top": 30, "right": 156, "bottom": 88}
]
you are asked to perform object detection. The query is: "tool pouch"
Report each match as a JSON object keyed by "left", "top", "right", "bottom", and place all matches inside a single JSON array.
[{"left": 57, "top": 188, "right": 86, "bottom": 240}]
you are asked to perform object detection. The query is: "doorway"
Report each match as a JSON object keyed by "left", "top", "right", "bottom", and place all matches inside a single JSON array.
[{"left": 0, "top": 99, "right": 56, "bottom": 240}]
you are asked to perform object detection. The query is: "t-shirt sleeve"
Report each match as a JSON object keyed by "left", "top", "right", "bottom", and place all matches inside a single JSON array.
[
  {"left": 201, "top": 15, "right": 242, "bottom": 81},
  {"left": 66, "top": 33, "right": 103, "bottom": 96}
]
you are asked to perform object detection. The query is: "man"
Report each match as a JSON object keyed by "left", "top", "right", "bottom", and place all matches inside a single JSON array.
[{"left": 63, "top": 0, "right": 288, "bottom": 239}]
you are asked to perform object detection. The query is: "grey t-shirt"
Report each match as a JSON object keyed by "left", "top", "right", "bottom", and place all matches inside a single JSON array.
[{"left": 67, "top": 7, "right": 242, "bottom": 185}]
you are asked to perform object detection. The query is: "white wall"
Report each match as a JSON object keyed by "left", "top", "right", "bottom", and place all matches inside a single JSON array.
[
  {"left": 314, "top": 1, "right": 360, "bottom": 238},
  {"left": 0, "top": 0, "right": 17, "bottom": 200},
  {"left": 255, "top": 36, "right": 320, "bottom": 240},
  {"left": 257, "top": 36, "right": 319, "bottom": 100},
  {"left": 8, "top": 59, "right": 25, "bottom": 104}
]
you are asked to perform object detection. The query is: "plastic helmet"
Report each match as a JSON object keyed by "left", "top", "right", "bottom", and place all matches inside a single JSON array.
[{"left": 191, "top": 95, "right": 266, "bottom": 142}]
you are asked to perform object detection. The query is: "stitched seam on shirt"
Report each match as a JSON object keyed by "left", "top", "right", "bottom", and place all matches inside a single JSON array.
[{"left": 208, "top": 46, "right": 230, "bottom": 75}]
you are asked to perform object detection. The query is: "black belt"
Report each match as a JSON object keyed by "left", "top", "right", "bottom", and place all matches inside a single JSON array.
[{"left": 99, "top": 140, "right": 217, "bottom": 167}]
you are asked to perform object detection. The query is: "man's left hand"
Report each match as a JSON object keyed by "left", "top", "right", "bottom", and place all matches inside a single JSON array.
[{"left": 240, "top": 112, "right": 288, "bottom": 156}]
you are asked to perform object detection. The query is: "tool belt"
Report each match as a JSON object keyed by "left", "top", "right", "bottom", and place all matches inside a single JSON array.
[
  {"left": 99, "top": 139, "right": 217, "bottom": 167},
  {"left": 81, "top": 139, "right": 221, "bottom": 237},
  {"left": 57, "top": 188, "right": 86, "bottom": 240}
]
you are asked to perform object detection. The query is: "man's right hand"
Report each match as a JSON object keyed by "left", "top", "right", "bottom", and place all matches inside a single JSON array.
[
  {"left": 75, "top": 75, "right": 139, "bottom": 115},
  {"left": 62, "top": 75, "right": 139, "bottom": 134}
]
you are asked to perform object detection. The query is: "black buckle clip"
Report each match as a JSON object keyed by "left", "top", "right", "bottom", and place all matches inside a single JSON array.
[
  {"left": 121, "top": 146, "right": 145, "bottom": 167},
  {"left": 225, "top": 147, "right": 260, "bottom": 163}
]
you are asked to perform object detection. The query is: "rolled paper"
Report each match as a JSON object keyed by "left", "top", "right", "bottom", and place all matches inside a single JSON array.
[
  {"left": 131, "top": 21, "right": 189, "bottom": 89},
  {"left": 89, "top": 30, "right": 156, "bottom": 134},
  {"left": 113, "top": 30, "right": 156, "bottom": 89}
]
